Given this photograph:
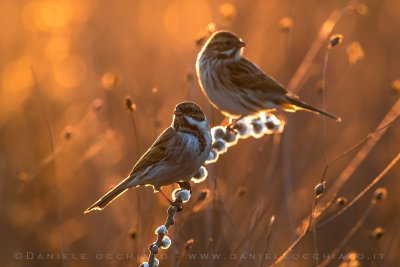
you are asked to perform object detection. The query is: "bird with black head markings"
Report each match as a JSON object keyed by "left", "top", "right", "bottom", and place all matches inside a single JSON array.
[{"left": 84, "top": 101, "right": 212, "bottom": 213}]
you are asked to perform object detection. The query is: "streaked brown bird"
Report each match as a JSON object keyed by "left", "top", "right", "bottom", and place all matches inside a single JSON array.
[
  {"left": 196, "top": 30, "right": 341, "bottom": 122},
  {"left": 85, "top": 102, "right": 212, "bottom": 213}
]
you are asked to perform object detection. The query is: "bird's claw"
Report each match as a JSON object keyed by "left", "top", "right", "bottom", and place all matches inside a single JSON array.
[{"left": 169, "top": 200, "right": 183, "bottom": 212}]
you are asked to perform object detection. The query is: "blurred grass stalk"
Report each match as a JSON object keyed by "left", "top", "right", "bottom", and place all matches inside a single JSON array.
[{"left": 31, "top": 68, "right": 66, "bottom": 267}]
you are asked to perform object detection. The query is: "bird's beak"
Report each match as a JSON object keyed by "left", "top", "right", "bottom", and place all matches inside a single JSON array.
[
  {"left": 174, "top": 110, "right": 183, "bottom": 116},
  {"left": 237, "top": 41, "right": 246, "bottom": 48}
]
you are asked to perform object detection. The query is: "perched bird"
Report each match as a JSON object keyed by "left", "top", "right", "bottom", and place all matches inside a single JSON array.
[
  {"left": 85, "top": 102, "right": 212, "bottom": 213},
  {"left": 196, "top": 31, "right": 341, "bottom": 121}
]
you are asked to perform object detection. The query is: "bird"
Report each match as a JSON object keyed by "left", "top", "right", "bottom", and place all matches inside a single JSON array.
[
  {"left": 196, "top": 30, "right": 341, "bottom": 122},
  {"left": 84, "top": 101, "right": 212, "bottom": 213}
]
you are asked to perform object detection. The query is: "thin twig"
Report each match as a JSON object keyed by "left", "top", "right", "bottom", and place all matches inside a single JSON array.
[
  {"left": 259, "top": 215, "right": 275, "bottom": 267},
  {"left": 146, "top": 198, "right": 184, "bottom": 267},
  {"left": 317, "top": 152, "right": 400, "bottom": 228},
  {"left": 319, "top": 202, "right": 375, "bottom": 267},
  {"left": 272, "top": 151, "right": 400, "bottom": 265},
  {"left": 288, "top": 6, "right": 346, "bottom": 93},
  {"left": 31, "top": 68, "right": 66, "bottom": 267}
]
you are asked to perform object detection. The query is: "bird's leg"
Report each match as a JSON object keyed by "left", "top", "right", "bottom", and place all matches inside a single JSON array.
[
  {"left": 226, "top": 115, "right": 245, "bottom": 132},
  {"left": 159, "top": 189, "right": 183, "bottom": 212},
  {"left": 177, "top": 181, "right": 192, "bottom": 194},
  {"left": 158, "top": 189, "right": 173, "bottom": 205}
]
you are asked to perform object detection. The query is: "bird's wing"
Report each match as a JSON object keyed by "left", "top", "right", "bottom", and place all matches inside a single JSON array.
[
  {"left": 130, "top": 127, "right": 175, "bottom": 176},
  {"left": 226, "top": 57, "right": 293, "bottom": 97}
]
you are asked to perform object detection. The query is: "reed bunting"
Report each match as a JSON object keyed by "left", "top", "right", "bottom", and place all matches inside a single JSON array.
[
  {"left": 85, "top": 102, "right": 212, "bottom": 213},
  {"left": 196, "top": 31, "right": 341, "bottom": 121}
]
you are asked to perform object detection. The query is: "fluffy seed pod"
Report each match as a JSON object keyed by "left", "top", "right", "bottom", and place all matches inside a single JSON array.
[
  {"left": 206, "top": 149, "right": 219, "bottom": 164},
  {"left": 149, "top": 243, "right": 159, "bottom": 254},
  {"left": 233, "top": 120, "right": 251, "bottom": 138},
  {"left": 192, "top": 166, "right": 208, "bottom": 183},
  {"left": 223, "top": 130, "right": 237, "bottom": 145},
  {"left": 152, "top": 258, "right": 159, "bottom": 266},
  {"left": 161, "top": 236, "right": 172, "bottom": 249},
  {"left": 265, "top": 116, "right": 276, "bottom": 131},
  {"left": 211, "top": 126, "right": 226, "bottom": 140},
  {"left": 264, "top": 114, "right": 283, "bottom": 133},
  {"left": 155, "top": 225, "right": 167, "bottom": 235},
  {"left": 173, "top": 189, "right": 191, "bottom": 203},
  {"left": 212, "top": 139, "right": 227, "bottom": 153},
  {"left": 251, "top": 118, "right": 265, "bottom": 138}
]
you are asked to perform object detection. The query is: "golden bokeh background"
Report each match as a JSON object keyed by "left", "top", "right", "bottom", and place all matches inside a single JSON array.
[{"left": 1, "top": 0, "right": 400, "bottom": 266}]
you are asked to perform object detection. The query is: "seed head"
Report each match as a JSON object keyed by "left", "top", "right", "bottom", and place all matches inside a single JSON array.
[
  {"left": 336, "top": 197, "right": 347, "bottom": 206},
  {"left": 233, "top": 120, "right": 251, "bottom": 138},
  {"left": 173, "top": 189, "right": 191, "bottom": 203},
  {"left": 346, "top": 42, "right": 364, "bottom": 64},
  {"left": 155, "top": 225, "right": 167, "bottom": 235},
  {"left": 329, "top": 34, "right": 343, "bottom": 48},
  {"left": 370, "top": 227, "right": 384, "bottom": 240},
  {"left": 356, "top": 3, "right": 368, "bottom": 15},
  {"left": 212, "top": 139, "right": 227, "bottom": 153},
  {"left": 195, "top": 22, "right": 216, "bottom": 46},
  {"left": 251, "top": 118, "right": 265, "bottom": 138},
  {"left": 101, "top": 71, "right": 118, "bottom": 89},
  {"left": 161, "top": 236, "right": 171, "bottom": 249},
  {"left": 391, "top": 80, "right": 400, "bottom": 93},
  {"left": 223, "top": 130, "right": 237, "bottom": 145},
  {"left": 192, "top": 166, "right": 208, "bottom": 183},
  {"left": 124, "top": 96, "right": 136, "bottom": 112},
  {"left": 373, "top": 187, "right": 387, "bottom": 202},
  {"left": 62, "top": 125, "right": 73, "bottom": 140},
  {"left": 314, "top": 182, "right": 326, "bottom": 198},
  {"left": 196, "top": 189, "right": 209, "bottom": 202},
  {"left": 206, "top": 149, "right": 219, "bottom": 164},
  {"left": 185, "top": 238, "right": 195, "bottom": 250},
  {"left": 211, "top": 126, "right": 226, "bottom": 140},
  {"left": 149, "top": 243, "right": 159, "bottom": 254},
  {"left": 128, "top": 228, "right": 137, "bottom": 239},
  {"left": 219, "top": 3, "right": 236, "bottom": 26},
  {"left": 278, "top": 16, "right": 293, "bottom": 32},
  {"left": 92, "top": 98, "right": 103, "bottom": 111},
  {"left": 237, "top": 186, "right": 248, "bottom": 197}
]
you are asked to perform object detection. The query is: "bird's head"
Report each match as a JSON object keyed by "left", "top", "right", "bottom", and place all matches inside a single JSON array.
[
  {"left": 200, "top": 31, "right": 245, "bottom": 60},
  {"left": 173, "top": 102, "right": 208, "bottom": 131}
]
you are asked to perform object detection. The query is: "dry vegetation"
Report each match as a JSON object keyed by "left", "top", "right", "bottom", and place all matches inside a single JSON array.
[{"left": 1, "top": 0, "right": 400, "bottom": 266}]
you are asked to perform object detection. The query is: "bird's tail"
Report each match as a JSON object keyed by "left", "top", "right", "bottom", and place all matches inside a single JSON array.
[
  {"left": 84, "top": 176, "right": 135, "bottom": 214},
  {"left": 284, "top": 96, "right": 342, "bottom": 122}
]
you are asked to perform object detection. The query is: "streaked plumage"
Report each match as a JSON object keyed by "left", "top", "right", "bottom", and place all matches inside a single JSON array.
[
  {"left": 196, "top": 31, "right": 341, "bottom": 121},
  {"left": 85, "top": 102, "right": 212, "bottom": 213}
]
